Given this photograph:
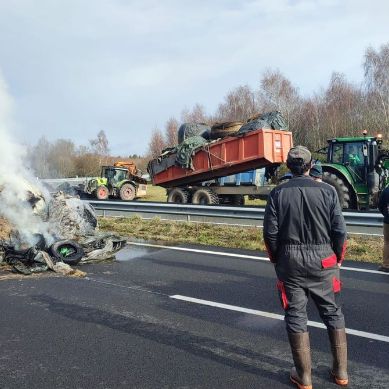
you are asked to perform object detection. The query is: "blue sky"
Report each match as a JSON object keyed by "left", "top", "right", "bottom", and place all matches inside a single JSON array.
[{"left": 0, "top": 0, "right": 388, "bottom": 156}]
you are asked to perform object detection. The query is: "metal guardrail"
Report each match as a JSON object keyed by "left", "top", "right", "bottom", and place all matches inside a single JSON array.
[
  {"left": 40, "top": 178, "right": 89, "bottom": 188},
  {"left": 39, "top": 178, "right": 384, "bottom": 229},
  {"left": 87, "top": 200, "right": 384, "bottom": 227}
]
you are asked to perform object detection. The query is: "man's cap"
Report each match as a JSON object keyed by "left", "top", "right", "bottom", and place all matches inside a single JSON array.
[
  {"left": 287, "top": 145, "right": 312, "bottom": 165},
  {"left": 310, "top": 162, "right": 323, "bottom": 178}
]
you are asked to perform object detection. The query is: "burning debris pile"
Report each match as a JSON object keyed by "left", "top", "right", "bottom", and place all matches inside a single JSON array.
[
  {"left": 0, "top": 188, "right": 126, "bottom": 276},
  {"left": 0, "top": 74, "right": 125, "bottom": 277}
]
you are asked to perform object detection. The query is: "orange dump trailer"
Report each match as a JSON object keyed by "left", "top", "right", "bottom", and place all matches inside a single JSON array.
[{"left": 149, "top": 128, "right": 293, "bottom": 188}]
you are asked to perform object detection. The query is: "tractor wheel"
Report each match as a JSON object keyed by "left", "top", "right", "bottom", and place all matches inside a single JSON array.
[
  {"left": 120, "top": 183, "right": 136, "bottom": 201},
  {"left": 167, "top": 188, "right": 191, "bottom": 203},
  {"left": 96, "top": 185, "right": 109, "bottom": 200},
  {"left": 192, "top": 188, "right": 219, "bottom": 205},
  {"left": 322, "top": 172, "right": 351, "bottom": 209}
]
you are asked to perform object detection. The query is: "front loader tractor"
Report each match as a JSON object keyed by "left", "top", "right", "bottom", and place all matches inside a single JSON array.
[
  {"left": 317, "top": 132, "right": 389, "bottom": 210},
  {"left": 85, "top": 165, "right": 147, "bottom": 201}
]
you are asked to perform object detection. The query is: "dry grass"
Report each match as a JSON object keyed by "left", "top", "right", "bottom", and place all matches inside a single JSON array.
[
  {"left": 99, "top": 216, "right": 384, "bottom": 264},
  {"left": 139, "top": 185, "right": 167, "bottom": 202}
]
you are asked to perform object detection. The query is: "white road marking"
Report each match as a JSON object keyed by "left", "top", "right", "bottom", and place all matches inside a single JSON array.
[
  {"left": 127, "top": 242, "right": 389, "bottom": 276},
  {"left": 170, "top": 295, "right": 389, "bottom": 343}
]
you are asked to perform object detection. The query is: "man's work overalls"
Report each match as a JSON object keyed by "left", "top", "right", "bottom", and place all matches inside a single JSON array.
[{"left": 263, "top": 176, "right": 347, "bottom": 333}]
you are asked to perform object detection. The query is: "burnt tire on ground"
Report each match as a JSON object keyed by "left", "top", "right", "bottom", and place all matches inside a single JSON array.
[
  {"left": 120, "top": 183, "right": 136, "bottom": 201},
  {"left": 322, "top": 172, "right": 351, "bottom": 209},
  {"left": 49, "top": 240, "right": 84, "bottom": 265},
  {"left": 167, "top": 188, "right": 191, "bottom": 203},
  {"left": 192, "top": 188, "right": 219, "bottom": 205},
  {"left": 96, "top": 185, "right": 109, "bottom": 200}
]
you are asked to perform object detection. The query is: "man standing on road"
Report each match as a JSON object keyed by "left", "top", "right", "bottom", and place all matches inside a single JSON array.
[
  {"left": 263, "top": 146, "right": 348, "bottom": 389},
  {"left": 378, "top": 186, "right": 389, "bottom": 272}
]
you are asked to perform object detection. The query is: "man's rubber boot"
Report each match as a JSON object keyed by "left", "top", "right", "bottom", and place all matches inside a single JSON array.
[
  {"left": 328, "top": 328, "right": 348, "bottom": 386},
  {"left": 288, "top": 332, "right": 313, "bottom": 389}
]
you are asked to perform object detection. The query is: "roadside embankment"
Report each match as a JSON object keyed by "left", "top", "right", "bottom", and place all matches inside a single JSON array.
[{"left": 99, "top": 216, "right": 383, "bottom": 264}]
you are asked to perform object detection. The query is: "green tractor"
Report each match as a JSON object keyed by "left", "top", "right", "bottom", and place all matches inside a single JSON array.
[
  {"left": 316, "top": 132, "right": 389, "bottom": 210},
  {"left": 84, "top": 166, "right": 147, "bottom": 201}
]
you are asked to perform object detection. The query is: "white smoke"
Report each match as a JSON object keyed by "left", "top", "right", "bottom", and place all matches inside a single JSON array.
[{"left": 0, "top": 70, "right": 54, "bottom": 246}]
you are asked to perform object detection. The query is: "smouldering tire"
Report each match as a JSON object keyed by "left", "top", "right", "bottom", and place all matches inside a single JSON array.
[{"left": 49, "top": 240, "right": 84, "bottom": 265}]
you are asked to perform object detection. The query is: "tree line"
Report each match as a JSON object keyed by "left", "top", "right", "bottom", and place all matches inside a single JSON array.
[
  {"left": 28, "top": 42, "right": 389, "bottom": 178},
  {"left": 147, "top": 42, "right": 389, "bottom": 159},
  {"left": 27, "top": 130, "right": 148, "bottom": 178}
]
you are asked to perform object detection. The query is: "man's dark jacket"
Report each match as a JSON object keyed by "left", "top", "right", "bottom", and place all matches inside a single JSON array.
[{"left": 263, "top": 175, "right": 347, "bottom": 263}]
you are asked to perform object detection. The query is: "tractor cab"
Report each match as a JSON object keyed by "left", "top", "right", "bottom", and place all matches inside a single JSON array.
[
  {"left": 316, "top": 133, "right": 384, "bottom": 209},
  {"left": 101, "top": 166, "right": 128, "bottom": 186}
]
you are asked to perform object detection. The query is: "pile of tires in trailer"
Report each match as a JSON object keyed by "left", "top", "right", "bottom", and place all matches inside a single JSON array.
[
  {"left": 177, "top": 111, "right": 287, "bottom": 143},
  {"left": 149, "top": 111, "right": 288, "bottom": 178}
]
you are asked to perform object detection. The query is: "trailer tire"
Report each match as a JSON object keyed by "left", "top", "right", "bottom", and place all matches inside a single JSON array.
[
  {"left": 120, "top": 183, "right": 136, "bottom": 201},
  {"left": 192, "top": 188, "right": 219, "bottom": 205},
  {"left": 210, "top": 121, "right": 243, "bottom": 140},
  {"left": 232, "top": 195, "right": 245, "bottom": 206},
  {"left": 96, "top": 185, "right": 109, "bottom": 200},
  {"left": 322, "top": 172, "right": 350, "bottom": 209},
  {"left": 167, "top": 188, "right": 191, "bottom": 203}
]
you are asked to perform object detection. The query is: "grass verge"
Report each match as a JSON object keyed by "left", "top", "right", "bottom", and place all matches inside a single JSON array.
[{"left": 99, "top": 216, "right": 383, "bottom": 264}]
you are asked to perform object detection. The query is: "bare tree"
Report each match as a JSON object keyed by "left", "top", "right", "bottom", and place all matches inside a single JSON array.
[
  {"left": 181, "top": 103, "right": 209, "bottom": 123},
  {"left": 164, "top": 117, "right": 179, "bottom": 147},
  {"left": 148, "top": 128, "right": 166, "bottom": 159},
  {"left": 323, "top": 72, "right": 362, "bottom": 138},
  {"left": 28, "top": 136, "right": 52, "bottom": 178},
  {"left": 364, "top": 43, "right": 389, "bottom": 131},
  {"left": 48, "top": 139, "right": 77, "bottom": 178},
  {"left": 216, "top": 85, "right": 257, "bottom": 122},
  {"left": 257, "top": 69, "right": 301, "bottom": 131},
  {"left": 89, "top": 130, "right": 110, "bottom": 165}
]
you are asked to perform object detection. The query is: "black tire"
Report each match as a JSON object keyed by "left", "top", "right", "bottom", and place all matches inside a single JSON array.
[
  {"left": 231, "top": 195, "right": 245, "bottom": 206},
  {"left": 167, "top": 188, "right": 191, "bottom": 203},
  {"left": 120, "top": 183, "right": 136, "bottom": 201},
  {"left": 322, "top": 172, "right": 351, "bottom": 209},
  {"left": 96, "top": 185, "right": 109, "bottom": 200},
  {"left": 210, "top": 121, "right": 243, "bottom": 140},
  {"left": 49, "top": 240, "right": 84, "bottom": 265},
  {"left": 192, "top": 188, "right": 219, "bottom": 205}
]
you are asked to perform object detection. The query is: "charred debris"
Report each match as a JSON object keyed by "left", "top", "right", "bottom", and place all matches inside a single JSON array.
[{"left": 0, "top": 188, "right": 126, "bottom": 277}]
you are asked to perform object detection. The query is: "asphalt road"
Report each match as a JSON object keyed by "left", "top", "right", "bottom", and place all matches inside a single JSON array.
[{"left": 0, "top": 243, "right": 388, "bottom": 389}]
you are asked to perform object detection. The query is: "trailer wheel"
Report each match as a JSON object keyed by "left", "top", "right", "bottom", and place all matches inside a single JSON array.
[
  {"left": 322, "top": 172, "right": 351, "bottom": 209},
  {"left": 120, "top": 183, "right": 136, "bottom": 201},
  {"left": 192, "top": 188, "right": 219, "bottom": 205},
  {"left": 232, "top": 195, "right": 245, "bottom": 206},
  {"left": 96, "top": 185, "right": 109, "bottom": 200},
  {"left": 167, "top": 188, "right": 191, "bottom": 203}
]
